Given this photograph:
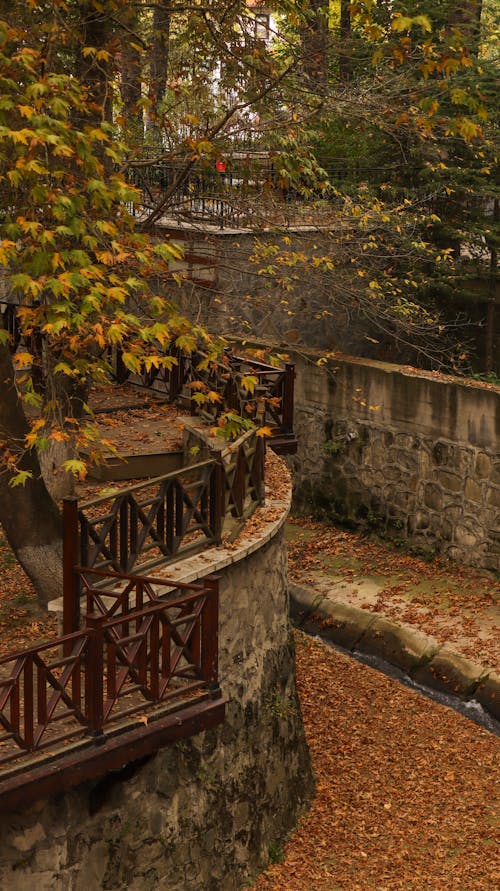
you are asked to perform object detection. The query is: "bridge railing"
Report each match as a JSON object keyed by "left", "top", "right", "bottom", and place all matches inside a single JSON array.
[
  {"left": 62, "top": 430, "right": 265, "bottom": 635},
  {"left": 0, "top": 572, "right": 220, "bottom": 772},
  {"left": 0, "top": 305, "right": 296, "bottom": 450}
]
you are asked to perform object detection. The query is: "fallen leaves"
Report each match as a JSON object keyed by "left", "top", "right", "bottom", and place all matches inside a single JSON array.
[
  {"left": 287, "top": 517, "right": 499, "bottom": 671},
  {"left": 251, "top": 632, "right": 499, "bottom": 891},
  {"left": 0, "top": 535, "right": 58, "bottom": 658}
]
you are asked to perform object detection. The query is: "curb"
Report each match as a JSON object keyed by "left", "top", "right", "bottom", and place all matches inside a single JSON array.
[{"left": 289, "top": 581, "right": 500, "bottom": 723}]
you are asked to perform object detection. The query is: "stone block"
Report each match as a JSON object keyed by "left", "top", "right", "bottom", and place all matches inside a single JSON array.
[
  {"left": 486, "top": 486, "right": 500, "bottom": 509},
  {"left": 444, "top": 505, "right": 462, "bottom": 522},
  {"left": 414, "top": 510, "right": 429, "bottom": 530},
  {"left": 464, "top": 477, "right": 482, "bottom": 503},
  {"left": 475, "top": 452, "right": 491, "bottom": 478},
  {"left": 454, "top": 447, "right": 474, "bottom": 474},
  {"left": 475, "top": 671, "right": 500, "bottom": 721},
  {"left": 411, "top": 647, "right": 488, "bottom": 697},
  {"left": 383, "top": 467, "right": 402, "bottom": 482},
  {"left": 356, "top": 618, "right": 439, "bottom": 673},
  {"left": 454, "top": 524, "right": 479, "bottom": 549},
  {"left": 315, "top": 600, "right": 376, "bottom": 650},
  {"left": 436, "top": 470, "right": 463, "bottom": 493},
  {"left": 490, "top": 461, "right": 500, "bottom": 486},
  {"left": 423, "top": 483, "right": 443, "bottom": 511}
]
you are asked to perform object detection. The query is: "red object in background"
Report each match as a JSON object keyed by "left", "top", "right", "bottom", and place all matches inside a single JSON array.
[{"left": 216, "top": 160, "right": 226, "bottom": 172}]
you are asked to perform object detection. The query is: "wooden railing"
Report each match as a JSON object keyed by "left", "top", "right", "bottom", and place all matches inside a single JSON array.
[
  {"left": 111, "top": 344, "right": 296, "bottom": 452},
  {"left": 0, "top": 572, "right": 220, "bottom": 773},
  {"left": 1, "top": 304, "right": 296, "bottom": 451},
  {"left": 62, "top": 434, "right": 265, "bottom": 636}
]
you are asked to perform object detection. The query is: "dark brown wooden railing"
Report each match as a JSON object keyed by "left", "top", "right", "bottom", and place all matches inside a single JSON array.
[
  {"left": 1, "top": 300, "right": 296, "bottom": 451},
  {"left": 111, "top": 344, "right": 296, "bottom": 452},
  {"left": 62, "top": 434, "right": 265, "bottom": 636},
  {"left": 0, "top": 572, "right": 220, "bottom": 773},
  {"left": 0, "top": 306, "right": 295, "bottom": 808}
]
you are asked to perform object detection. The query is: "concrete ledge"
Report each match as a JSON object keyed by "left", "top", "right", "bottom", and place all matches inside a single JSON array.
[
  {"left": 313, "top": 601, "right": 377, "bottom": 650},
  {"left": 475, "top": 672, "right": 500, "bottom": 721},
  {"left": 289, "top": 581, "right": 497, "bottom": 722},
  {"left": 357, "top": 617, "right": 440, "bottom": 674},
  {"left": 289, "top": 582, "right": 327, "bottom": 623},
  {"left": 291, "top": 591, "right": 376, "bottom": 650},
  {"left": 412, "top": 648, "right": 490, "bottom": 698}
]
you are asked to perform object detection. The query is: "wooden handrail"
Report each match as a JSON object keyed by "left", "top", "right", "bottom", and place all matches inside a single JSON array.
[
  {"left": 79, "top": 458, "right": 215, "bottom": 510},
  {"left": 0, "top": 574, "right": 220, "bottom": 769}
]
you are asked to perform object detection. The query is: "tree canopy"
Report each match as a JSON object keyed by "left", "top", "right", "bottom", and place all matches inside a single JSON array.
[{"left": 0, "top": 0, "right": 498, "bottom": 600}]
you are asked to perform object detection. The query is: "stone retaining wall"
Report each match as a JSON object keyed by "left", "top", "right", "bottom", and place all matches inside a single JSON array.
[
  {"left": 289, "top": 351, "right": 500, "bottom": 572},
  {"left": 0, "top": 479, "right": 313, "bottom": 890}
]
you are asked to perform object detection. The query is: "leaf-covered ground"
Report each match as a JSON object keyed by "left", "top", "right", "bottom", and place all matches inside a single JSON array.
[
  {"left": 0, "top": 534, "right": 58, "bottom": 659},
  {"left": 287, "top": 517, "right": 499, "bottom": 671},
  {"left": 252, "top": 631, "right": 499, "bottom": 891},
  {"left": 1, "top": 394, "right": 498, "bottom": 890}
]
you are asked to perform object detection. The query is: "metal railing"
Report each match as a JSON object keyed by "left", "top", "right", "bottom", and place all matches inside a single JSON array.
[{"left": 125, "top": 154, "right": 408, "bottom": 226}]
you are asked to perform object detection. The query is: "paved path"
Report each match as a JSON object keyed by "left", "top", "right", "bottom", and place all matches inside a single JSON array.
[{"left": 286, "top": 519, "right": 499, "bottom": 721}]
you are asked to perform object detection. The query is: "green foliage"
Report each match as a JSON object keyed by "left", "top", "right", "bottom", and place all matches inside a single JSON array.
[
  {"left": 0, "top": 7, "right": 221, "bottom": 479},
  {"left": 268, "top": 840, "right": 285, "bottom": 865},
  {"left": 322, "top": 439, "right": 345, "bottom": 457},
  {"left": 210, "top": 412, "right": 254, "bottom": 442},
  {"left": 265, "top": 687, "right": 296, "bottom": 720}
]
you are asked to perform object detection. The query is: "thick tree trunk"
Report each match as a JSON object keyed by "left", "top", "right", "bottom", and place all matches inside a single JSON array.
[
  {"left": 300, "top": 0, "right": 330, "bottom": 95},
  {"left": 149, "top": 0, "right": 171, "bottom": 104},
  {"left": 119, "top": 8, "right": 144, "bottom": 144},
  {"left": 75, "top": 1, "right": 114, "bottom": 126},
  {"left": 0, "top": 343, "right": 63, "bottom": 605},
  {"left": 338, "top": 0, "right": 352, "bottom": 84},
  {"left": 146, "top": 0, "right": 171, "bottom": 141}
]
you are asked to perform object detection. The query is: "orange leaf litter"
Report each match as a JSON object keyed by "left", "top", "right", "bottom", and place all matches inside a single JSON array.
[{"left": 251, "top": 631, "right": 499, "bottom": 891}]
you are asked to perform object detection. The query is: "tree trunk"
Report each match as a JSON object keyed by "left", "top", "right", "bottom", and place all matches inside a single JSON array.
[
  {"left": 75, "top": 1, "right": 114, "bottom": 126},
  {"left": 0, "top": 343, "right": 63, "bottom": 605},
  {"left": 149, "top": 0, "right": 171, "bottom": 102},
  {"left": 119, "top": 7, "right": 144, "bottom": 144},
  {"left": 339, "top": 0, "right": 352, "bottom": 84},
  {"left": 146, "top": 0, "right": 171, "bottom": 141},
  {"left": 300, "top": 0, "right": 330, "bottom": 95},
  {"left": 484, "top": 197, "right": 498, "bottom": 373}
]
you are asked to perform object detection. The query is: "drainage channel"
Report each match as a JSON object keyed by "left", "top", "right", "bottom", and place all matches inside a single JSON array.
[{"left": 314, "top": 634, "right": 500, "bottom": 737}]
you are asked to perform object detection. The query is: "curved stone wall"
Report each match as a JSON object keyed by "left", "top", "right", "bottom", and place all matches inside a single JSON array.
[{"left": 0, "top": 466, "right": 313, "bottom": 890}]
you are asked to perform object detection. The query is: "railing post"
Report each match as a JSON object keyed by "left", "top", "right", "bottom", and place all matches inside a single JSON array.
[
  {"left": 169, "top": 349, "right": 181, "bottom": 402},
  {"left": 256, "top": 434, "right": 266, "bottom": 505},
  {"left": 85, "top": 614, "right": 104, "bottom": 736},
  {"left": 202, "top": 575, "right": 219, "bottom": 690},
  {"left": 210, "top": 460, "right": 224, "bottom": 544},
  {"left": 233, "top": 446, "right": 245, "bottom": 517},
  {"left": 63, "top": 496, "right": 81, "bottom": 647},
  {"left": 282, "top": 363, "right": 295, "bottom": 435}
]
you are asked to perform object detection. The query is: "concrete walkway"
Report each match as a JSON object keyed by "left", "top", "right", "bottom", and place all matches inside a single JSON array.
[{"left": 286, "top": 520, "right": 499, "bottom": 722}]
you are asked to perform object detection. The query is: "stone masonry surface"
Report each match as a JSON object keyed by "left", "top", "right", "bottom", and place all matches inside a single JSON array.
[
  {"left": 0, "top": 472, "right": 314, "bottom": 890},
  {"left": 288, "top": 350, "right": 500, "bottom": 573}
]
